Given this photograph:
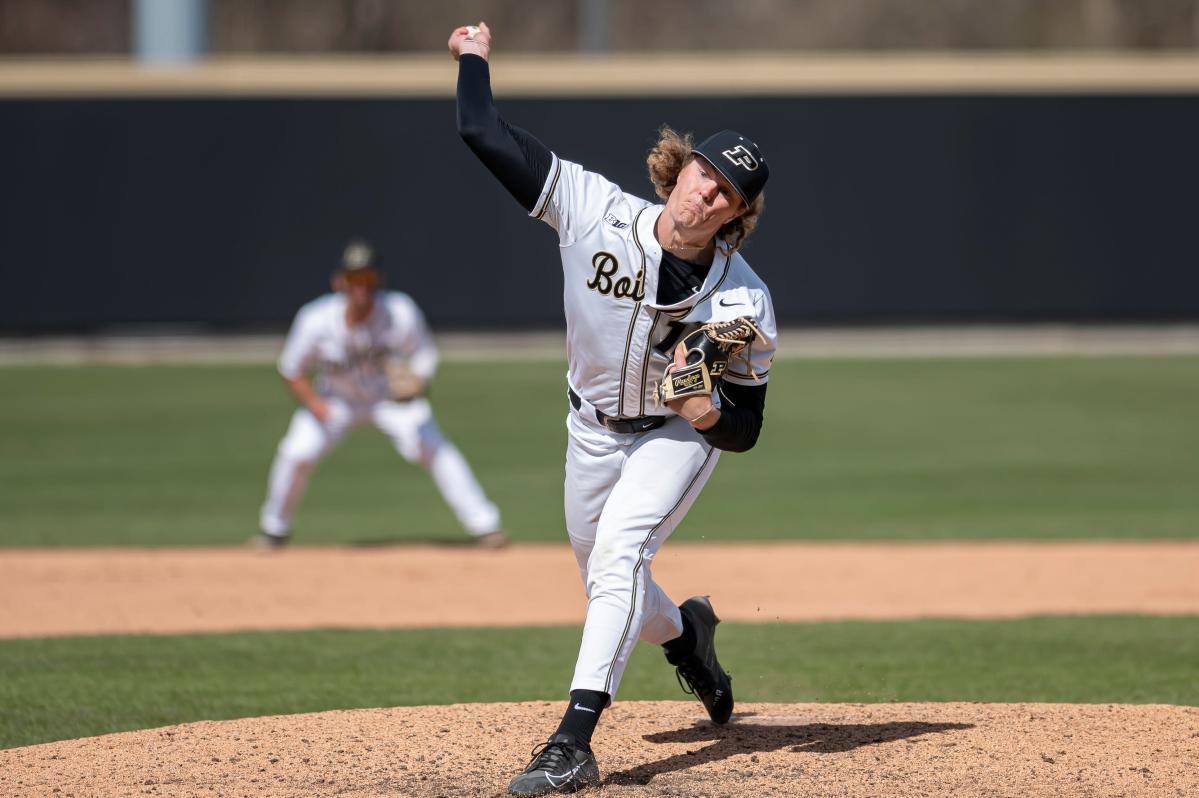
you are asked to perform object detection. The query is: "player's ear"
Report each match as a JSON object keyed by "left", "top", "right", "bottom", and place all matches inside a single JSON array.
[{"left": 331, "top": 272, "right": 345, "bottom": 292}]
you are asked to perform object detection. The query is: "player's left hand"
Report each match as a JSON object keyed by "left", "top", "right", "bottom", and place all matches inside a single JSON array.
[{"left": 664, "top": 343, "right": 719, "bottom": 430}]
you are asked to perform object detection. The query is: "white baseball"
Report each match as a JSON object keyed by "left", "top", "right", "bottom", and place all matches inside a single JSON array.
[{"left": 466, "top": 25, "right": 480, "bottom": 40}]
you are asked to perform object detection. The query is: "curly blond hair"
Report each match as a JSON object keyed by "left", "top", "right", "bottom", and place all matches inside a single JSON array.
[{"left": 646, "top": 125, "right": 764, "bottom": 254}]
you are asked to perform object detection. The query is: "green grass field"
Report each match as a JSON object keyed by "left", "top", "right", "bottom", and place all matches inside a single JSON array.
[
  {"left": 3, "top": 615, "right": 1197, "bottom": 750},
  {"left": 2, "top": 356, "right": 1197, "bottom": 545},
  {"left": 3, "top": 357, "right": 1196, "bottom": 752}
]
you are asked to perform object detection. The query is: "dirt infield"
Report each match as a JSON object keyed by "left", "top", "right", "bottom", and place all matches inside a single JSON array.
[
  {"left": 4, "top": 541, "right": 1198, "bottom": 795},
  {"left": 2, "top": 701, "right": 1196, "bottom": 797},
  {"left": 2, "top": 541, "right": 1197, "bottom": 638}
]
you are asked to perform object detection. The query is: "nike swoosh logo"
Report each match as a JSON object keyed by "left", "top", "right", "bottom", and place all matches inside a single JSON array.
[
  {"left": 545, "top": 763, "right": 584, "bottom": 787},
  {"left": 573, "top": 703, "right": 597, "bottom": 713},
  {"left": 718, "top": 299, "right": 743, "bottom": 307}
]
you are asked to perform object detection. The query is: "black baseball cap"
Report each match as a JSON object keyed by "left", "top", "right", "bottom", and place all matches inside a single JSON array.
[{"left": 692, "top": 130, "right": 769, "bottom": 207}]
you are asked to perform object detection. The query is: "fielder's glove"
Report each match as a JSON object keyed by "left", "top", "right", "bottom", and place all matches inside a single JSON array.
[
  {"left": 383, "top": 358, "right": 427, "bottom": 402},
  {"left": 657, "top": 317, "right": 764, "bottom": 404}
]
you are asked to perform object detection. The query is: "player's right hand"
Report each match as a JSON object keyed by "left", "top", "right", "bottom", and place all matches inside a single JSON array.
[{"left": 448, "top": 22, "right": 491, "bottom": 61}]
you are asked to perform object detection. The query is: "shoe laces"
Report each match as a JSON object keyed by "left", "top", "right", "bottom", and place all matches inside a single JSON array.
[
  {"left": 524, "top": 739, "right": 574, "bottom": 773},
  {"left": 675, "top": 659, "right": 713, "bottom": 698}
]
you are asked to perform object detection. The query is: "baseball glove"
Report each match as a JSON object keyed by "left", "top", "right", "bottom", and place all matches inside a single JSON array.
[
  {"left": 657, "top": 317, "right": 764, "bottom": 404},
  {"left": 383, "top": 357, "right": 427, "bottom": 402}
]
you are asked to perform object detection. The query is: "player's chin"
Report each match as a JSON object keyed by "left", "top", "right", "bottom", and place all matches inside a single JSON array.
[{"left": 676, "top": 209, "right": 707, "bottom": 231}]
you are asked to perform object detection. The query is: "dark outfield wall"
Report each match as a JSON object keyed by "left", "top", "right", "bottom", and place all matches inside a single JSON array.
[{"left": 1, "top": 95, "right": 1196, "bottom": 331}]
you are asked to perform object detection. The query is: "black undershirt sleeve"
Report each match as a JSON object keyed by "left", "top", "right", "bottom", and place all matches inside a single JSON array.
[
  {"left": 457, "top": 52, "right": 765, "bottom": 451},
  {"left": 456, "top": 54, "right": 553, "bottom": 213},
  {"left": 700, "top": 380, "right": 768, "bottom": 453}
]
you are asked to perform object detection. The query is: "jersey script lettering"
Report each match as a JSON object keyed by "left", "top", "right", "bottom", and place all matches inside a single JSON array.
[{"left": 586, "top": 251, "right": 645, "bottom": 301}]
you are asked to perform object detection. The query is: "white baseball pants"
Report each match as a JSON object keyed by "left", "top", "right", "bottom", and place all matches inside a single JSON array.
[
  {"left": 259, "top": 398, "right": 501, "bottom": 538},
  {"left": 563, "top": 409, "right": 720, "bottom": 699}
]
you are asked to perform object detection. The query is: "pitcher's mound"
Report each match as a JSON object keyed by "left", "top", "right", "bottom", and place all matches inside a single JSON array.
[{"left": 2, "top": 701, "right": 1196, "bottom": 797}]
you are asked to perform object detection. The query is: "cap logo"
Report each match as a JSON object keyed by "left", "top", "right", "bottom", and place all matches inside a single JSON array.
[{"left": 721, "top": 145, "right": 759, "bottom": 172}]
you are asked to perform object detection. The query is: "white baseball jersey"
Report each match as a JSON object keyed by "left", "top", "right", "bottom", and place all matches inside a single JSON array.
[
  {"left": 277, "top": 291, "right": 437, "bottom": 405},
  {"left": 263, "top": 288, "right": 501, "bottom": 538},
  {"left": 530, "top": 153, "right": 777, "bottom": 419}
]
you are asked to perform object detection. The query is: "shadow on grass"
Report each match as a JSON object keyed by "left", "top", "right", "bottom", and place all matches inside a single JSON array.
[{"left": 605, "top": 717, "right": 974, "bottom": 787}]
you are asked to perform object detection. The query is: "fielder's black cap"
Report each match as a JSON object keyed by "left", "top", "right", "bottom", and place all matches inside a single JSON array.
[
  {"left": 341, "top": 238, "right": 377, "bottom": 271},
  {"left": 692, "top": 130, "right": 769, "bottom": 208}
]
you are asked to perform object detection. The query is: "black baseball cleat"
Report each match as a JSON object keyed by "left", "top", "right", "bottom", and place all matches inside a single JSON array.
[
  {"left": 667, "top": 595, "right": 734, "bottom": 724},
  {"left": 507, "top": 732, "right": 600, "bottom": 795}
]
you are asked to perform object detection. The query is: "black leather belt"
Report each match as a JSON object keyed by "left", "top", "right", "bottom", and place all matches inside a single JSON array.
[{"left": 568, "top": 387, "right": 666, "bottom": 434}]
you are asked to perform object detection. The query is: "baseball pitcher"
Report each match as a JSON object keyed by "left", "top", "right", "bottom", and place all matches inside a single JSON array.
[
  {"left": 257, "top": 239, "right": 505, "bottom": 549},
  {"left": 451, "top": 22, "right": 777, "bottom": 795}
]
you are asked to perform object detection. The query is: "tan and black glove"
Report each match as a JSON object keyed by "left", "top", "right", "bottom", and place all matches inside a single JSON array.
[
  {"left": 383, "top": 358, "right": 427, "bottom": 402},
  {"left": 657, "top": 317, "right": 764, "bottom": 404}
]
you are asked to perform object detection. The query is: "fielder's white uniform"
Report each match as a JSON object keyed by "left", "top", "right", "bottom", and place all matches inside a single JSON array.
[
  {"left": 533, "top": 154, "right": 778, "bottom": 698},
  {"left": 259, "top": 291, "right": 501, "bottom": 539}
]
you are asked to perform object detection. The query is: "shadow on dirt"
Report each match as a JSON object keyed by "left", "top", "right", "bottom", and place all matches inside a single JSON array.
[{"left": 604, "top": 717, "right": 975, "bottom": 787}]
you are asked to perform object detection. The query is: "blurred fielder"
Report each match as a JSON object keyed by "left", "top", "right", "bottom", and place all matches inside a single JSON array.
[{"left": 257, "top": 239, "right": 505, "bottom": 549}]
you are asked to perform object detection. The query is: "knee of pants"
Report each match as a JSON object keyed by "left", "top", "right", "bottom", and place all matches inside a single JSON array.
[
  {"left": 277, "top": 420, "right": 329, "bottom": 464},
  {"left": 584, "top": 538, "right": 644, "bottom": 600},
  {"left": 277, "top": 444, "right": 322, "bottom": 470},
  {"left": 400, "top": 424, "right": 445, "bottom": 467},
  {"left": 565, "top": 533, "right": 595, "bottom": 593},
  {"left": 282, "top": 459, "right": 318, "bottom": 483}
]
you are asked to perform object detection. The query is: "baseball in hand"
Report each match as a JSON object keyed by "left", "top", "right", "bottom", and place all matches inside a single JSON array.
[{"left": 449, "top": 22, "right": 491, "bottom": 61}]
